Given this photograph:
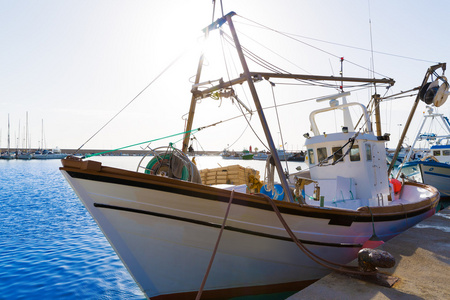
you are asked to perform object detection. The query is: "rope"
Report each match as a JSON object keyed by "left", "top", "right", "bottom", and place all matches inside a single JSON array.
[
  {"left": 196, "top": 189, "right": 235, "bottom": 300},
  {"left": 269, "top": 80, "right": 289, "bottom": 173},
  {"left": 75, "top": 48, "right": 190, "bottom": 155},
  {"left": 263, "top": 194, "right": 378, "bottom": 276},
  {"left": 367, "top": 206, "right": 377, "bottom": 237},
  {"left": 84, "top": 128, "right": 200, "bottom": 158}
]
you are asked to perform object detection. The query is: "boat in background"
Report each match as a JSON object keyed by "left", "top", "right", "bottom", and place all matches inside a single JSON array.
[
  {"left": 396, "top": 105, "right": 450, "bottom": 200},
  {"left": 34, "top": 148, "right": 68, "bottom": 160},
  {"left": 1, "top": 114, "right": 15, "bottom": 160},
  {"left": 275, "top": 149, "right": 291, "bottom": 161},
  {"left": 253, "top": 149, "right": 292, "bottom": 161},
  {"left": 17, "top": 112, "right": 33, "bottom": 160},
  {"left": 17, "top": 151, "right": 33, "bottom": 160},
  {"left": 287, "top": 151, "right": 305, "bottom": 162},
  {"left": 220, "top": 149, "right": 242, "bottom": 159},
  {"left": 241, "top": 149, "right": 253, "bottom": 160},
  {"left": 0, "top": 152, "right": 15, "bottom": 160},
  {"left": 253, "top": 151, "right": 269, "bottom": 160},
  {"left": 220, "top": 149, "right": 254, "bottom": 160},
  {"left": 61, "top": 11, "right": 442, "bottom": 300}
]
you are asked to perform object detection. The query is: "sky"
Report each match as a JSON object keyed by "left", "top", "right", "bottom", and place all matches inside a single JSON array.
[{"left": 1, "top": 0, "right": 449, "bottom": 153}]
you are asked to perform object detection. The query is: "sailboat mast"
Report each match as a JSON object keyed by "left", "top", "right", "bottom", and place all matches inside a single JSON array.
[
  {"left": 225, "top": 14, "right": 295, "bottom": 203},
  {"left": 7, "top": 114, "right": 10, "bottom": 152},
  {"left": 26, "top": 111, "right": 28, "bottom": 151},
  {"left": 41, "top": 119, "right": 44, "bottom": 150}
]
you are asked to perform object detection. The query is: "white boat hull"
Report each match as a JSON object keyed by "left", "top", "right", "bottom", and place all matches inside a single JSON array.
[
  {"left": 401, "top": 161, "right": 450, "bottom": 196},
  {"left": 60, "top": 159, "right": 439, "bottom": 299}
]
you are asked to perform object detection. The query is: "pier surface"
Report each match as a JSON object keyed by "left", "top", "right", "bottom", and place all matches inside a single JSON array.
[{"left": 288, "top": 206, "right": 450, "bottom": 300}]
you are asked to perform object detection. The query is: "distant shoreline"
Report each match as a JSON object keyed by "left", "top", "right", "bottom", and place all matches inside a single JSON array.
[
  {"left": 1, "top": 148, "right": 306, "bottom": 157},
  {"left": 1, "top": 148, "right": 222, "bottom": 156}
]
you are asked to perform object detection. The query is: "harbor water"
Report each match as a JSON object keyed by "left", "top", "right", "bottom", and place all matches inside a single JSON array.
[
  {"left": 0, "top": 156, "right": 305, "bottom": 299},
  {"left": 0, "top": 158, "right": 144, "bottom": 299}
]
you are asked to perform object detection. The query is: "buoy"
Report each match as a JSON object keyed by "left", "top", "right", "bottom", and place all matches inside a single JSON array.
[{"left": 389, "top": 178, "right": 402, "bottom": 193}]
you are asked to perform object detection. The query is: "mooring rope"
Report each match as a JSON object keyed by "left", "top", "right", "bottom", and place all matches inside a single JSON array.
[
  {"left": 263, "top": 194, "right": 378, "bottom": 276},
  {"left": 196, "top": 189, "right": 235, "bottom": 300}
]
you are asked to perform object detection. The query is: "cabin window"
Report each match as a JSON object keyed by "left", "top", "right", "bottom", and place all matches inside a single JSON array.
[
  {"left": 443, "top": 150, "right": 450, "bottom": 156},
  {"left": 433, "top": 150, "right": 441, "bottom": 156},
  {"left": 332, "top": 146, "right": 343, "bottom": 163},
  {"left": 365, "top": 144, "right": 372, "bottom": 161},
  {"left": 350, "top": 145, "right": 361, "bottom": 161},
  {"left": 317, "top": 147, "right": 328, "bottom": 164},
  {"left": 308, "top": 149, "right": 315, "bottom": 165}
]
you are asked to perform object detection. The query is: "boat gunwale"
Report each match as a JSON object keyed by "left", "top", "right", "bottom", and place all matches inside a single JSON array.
[{"left": 60, "top": 158, "right": 439, "bottom": 221}]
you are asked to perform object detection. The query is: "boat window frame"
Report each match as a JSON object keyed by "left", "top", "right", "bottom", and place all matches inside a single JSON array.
[
  {"left": 433, "top": 150, "right": 441, "bottom": 156},
  {"left": 443, "top": 150, "right": 450, "bottom": 156},
  {"left": 365, "top": 143, "right": 372, "bottom": 161},
  {"left": 317, "top": 147, "right": 328, "bottom": 164},
  {"left": 332, "top": 146, "right": 344, "bottom": 163},
  {"left": 308, "top": 149, "right": 315, "bottom": 165},
  {"left": 350, "top": 145, "right": 361, "bottom": 162}
]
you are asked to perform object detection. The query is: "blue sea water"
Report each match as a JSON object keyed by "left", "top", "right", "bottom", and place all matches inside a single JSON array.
[
  {"left": 0, "top": 159, "right": 145, "bottom": 299},
  {"left": 0, "top": 156, "right": 307, "bottom": 299}
]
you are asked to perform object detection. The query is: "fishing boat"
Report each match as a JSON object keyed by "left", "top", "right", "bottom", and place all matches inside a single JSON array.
[
  {"left": 252, "top": 151, "right": 269, "bottom": 160},
  {"left": 61, "top": 11, "right": 441, "bottom": 300},
  {"left": 395, "top": 105, "right": 450, "bottom": 198},
  {"left": 287, "top": 151, "right": 305, "bottom": 162},
  {"left": 220, "top": 149, "right": 241, "bottom": 159},
  {"left": 275, "top": 149, "right": 292, "bottom": 161},
  {"left": 253, "top": 149, "right": 291, "bottom": 161},
  {"left": 241, "top": 149, "right": 253, "bottom": 160}
]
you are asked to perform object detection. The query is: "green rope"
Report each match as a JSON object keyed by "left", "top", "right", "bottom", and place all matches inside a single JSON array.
[{"left": 84, "top": 128, "right": 200, "bottom": 158}]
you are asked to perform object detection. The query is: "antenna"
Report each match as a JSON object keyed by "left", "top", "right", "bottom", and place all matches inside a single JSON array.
[{"left": 368, "top": 0, "right": 377, "bottom": 93}]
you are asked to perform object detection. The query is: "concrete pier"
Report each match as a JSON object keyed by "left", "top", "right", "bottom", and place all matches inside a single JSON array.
[{"left": 288, "top": 207, "right": 450, "bottom": 300}]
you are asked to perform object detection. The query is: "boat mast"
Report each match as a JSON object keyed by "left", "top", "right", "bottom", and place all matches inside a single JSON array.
[
  {"left": 182, "top": 19, "right": 216, "bottom": 153},
  {"left": 387, "top": 63, "right": 446, "bottom": 175},
  {"left": 225, "top": 13, "right": 295, "bottom": 203}
]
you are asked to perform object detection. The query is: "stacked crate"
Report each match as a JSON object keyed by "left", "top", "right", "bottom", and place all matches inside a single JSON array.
[{"left": 200, "top": 165, "right": 261, "bottom": 187}]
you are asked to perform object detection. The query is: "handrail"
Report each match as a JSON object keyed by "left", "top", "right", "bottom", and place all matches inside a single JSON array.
[{"left": 309, "top": 102, "right": 372, "bottom": 136}]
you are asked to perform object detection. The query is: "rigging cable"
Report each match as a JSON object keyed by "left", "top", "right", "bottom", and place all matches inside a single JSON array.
[
  {"left": 268, "top": 80, "right": 290, "bottom": 174},
  {"left": 237, "top": 14, "right": 396, "bottom": 80},
  {"left": 74, "top": 49, "right": 189, "bottom": 155},
  {"left": 221, "top": 29, "right": 371, "bottom": 90}
]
